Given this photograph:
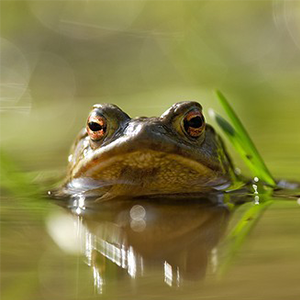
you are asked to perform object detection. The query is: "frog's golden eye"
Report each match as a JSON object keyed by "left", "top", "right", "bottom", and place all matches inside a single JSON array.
[
  {"left": 86, "top": 114, "right": 107, "bottom": 141},
  {"left": 182, "top": 110, "right": 205, "bottom": 138}
]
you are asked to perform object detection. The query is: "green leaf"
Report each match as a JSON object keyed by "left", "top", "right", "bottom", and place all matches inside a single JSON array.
[{"left": 212, "top": 90, "right": 276, "bottom": 186}]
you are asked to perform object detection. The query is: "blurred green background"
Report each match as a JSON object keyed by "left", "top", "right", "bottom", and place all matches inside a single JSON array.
[
  {"left": 1, "top": 1, "right": 300, "bottom": 179},
  {"left": 1, "top": 3, "right": 300, "bottom": 300}
]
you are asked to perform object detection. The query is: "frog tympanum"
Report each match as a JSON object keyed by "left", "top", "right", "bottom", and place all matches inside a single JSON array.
[{"left": 58, "top": 102, "right": 236, "bottom": 199}]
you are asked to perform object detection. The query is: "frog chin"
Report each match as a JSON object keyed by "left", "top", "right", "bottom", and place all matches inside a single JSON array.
[{"left": 64, "top": 175, "right": 231, "bottom": 199}]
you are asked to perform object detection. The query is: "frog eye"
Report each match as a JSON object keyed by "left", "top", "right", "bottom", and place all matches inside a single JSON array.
[
  {"left": 182, "top": 110, "right": 205, "bottom": 138},
  {"left": 86, "top": 114, "right": 107, "bottom": 140}
]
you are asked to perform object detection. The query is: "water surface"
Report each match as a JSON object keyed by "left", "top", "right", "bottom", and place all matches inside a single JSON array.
[{"left": 1, "top": 188, "right": 300, "bottom": 300}]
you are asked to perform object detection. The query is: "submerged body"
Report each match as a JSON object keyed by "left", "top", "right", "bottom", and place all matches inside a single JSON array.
[{"left": 59, "top": 102, "right": 236, "bottom": 199}]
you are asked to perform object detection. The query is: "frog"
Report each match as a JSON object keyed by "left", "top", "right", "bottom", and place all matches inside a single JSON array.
[{"left": 58, "top": 101, "right": 237, "bottom": 199}]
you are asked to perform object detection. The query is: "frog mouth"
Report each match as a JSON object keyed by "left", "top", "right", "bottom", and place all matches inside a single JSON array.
[
  {"left": 67, "top": 149, "right": 231, "bottom": 198},
  {"left": 75, "top": 149, "right": 215, "bottom": 179}
]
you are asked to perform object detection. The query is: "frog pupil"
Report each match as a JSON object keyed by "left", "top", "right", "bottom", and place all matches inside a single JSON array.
[
  {"left": 184, "top": 116, "right": 203, "bottom": 130},
  {"left": 88, "top": 122, "right": 103, "bottom": 132}
]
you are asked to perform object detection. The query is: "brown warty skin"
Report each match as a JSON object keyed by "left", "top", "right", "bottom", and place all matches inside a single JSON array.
[{"left": 58, "top": 101, "right": 236, "bottom": 200}]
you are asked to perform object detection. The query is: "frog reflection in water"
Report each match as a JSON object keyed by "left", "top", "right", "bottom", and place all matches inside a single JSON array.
[
  {"left": 60, "top": 101, "right": 236, "bottom": 198},
  {"left": 51, "top": 198, "right": 230, "bottom": 288}
]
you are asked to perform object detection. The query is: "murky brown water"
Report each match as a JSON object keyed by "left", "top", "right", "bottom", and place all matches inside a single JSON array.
[{"left": 1, "top": 190, "right": 300, "bottom": 300}]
